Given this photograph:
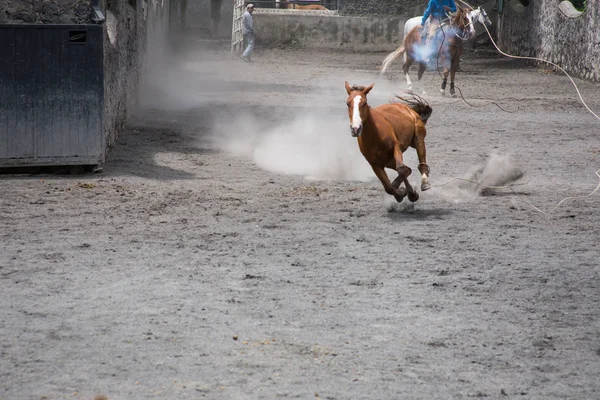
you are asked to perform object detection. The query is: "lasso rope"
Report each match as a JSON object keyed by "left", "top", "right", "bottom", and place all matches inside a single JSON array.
[
  {"left": 426, "top": 0, "right": 600, "bottom": 215},
  {"left": 479, "top": 22, "right": 600, "bottom": 122},
  {"left": 430, "top": 170, "right": 600, "bottom": 216},
  {"left": 452, "top": 0, "right": 600, "bottom": 122}
]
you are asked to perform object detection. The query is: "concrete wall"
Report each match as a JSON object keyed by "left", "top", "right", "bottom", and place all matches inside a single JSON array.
[
  {"left": 185, "top": 0, "right": 234, "bottom": 38},
  {"left": 252, "top": 0, "right": 494, "bottom": 51},
  {"left": 251, "top": 0, "right": 426, "bottom": 51},
  {"left": 339, "top": 0, "right": 423, "bottom": 17},
  {"left": 255, "top": 12, "right": 406, "bottom": 51},
  {"left": 497, "top": 0, "right": 600, "bottom": 82}
]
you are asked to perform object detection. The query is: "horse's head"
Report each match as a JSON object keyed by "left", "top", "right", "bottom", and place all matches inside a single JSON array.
[
  {"left": 344, "top": 81, "right": 373, "bottom": 137},
  {"left": 470, "top": 7, "right": 492, "bottom": 28},
  {"left": 453, "top": 6, "right": 476, "bottom": 39}
]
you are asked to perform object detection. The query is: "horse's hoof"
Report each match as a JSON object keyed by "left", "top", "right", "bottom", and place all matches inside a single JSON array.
[
  {"left": 394, "top": 187, "right": 406, "bottom": 203},
  {"left": 451, "top": 93, "right": 457, "bottom": 98},
  {"left": 440, "top": 90, "right": 446, "bottom": 97},
  {"left": 421, "top": 182, "right": 431, "bottom": 191},
  {"left": 407, "top": 191, "right": 419, "bottom": 202},
  {"left": 394, "top": 193, "right": 405, "bottom": 203}
]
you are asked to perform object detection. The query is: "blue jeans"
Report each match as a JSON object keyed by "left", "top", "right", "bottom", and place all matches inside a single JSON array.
[{"left": 242, "top": 33, "right": 255, "bottom": 60}]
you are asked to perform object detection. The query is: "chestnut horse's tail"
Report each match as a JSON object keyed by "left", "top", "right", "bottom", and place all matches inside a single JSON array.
[
  {"left": 380, "top": 45, "right": 406, "bottom": 75},
  {"left": 393, "top": 93, "right": 433, "bottom": 124}
]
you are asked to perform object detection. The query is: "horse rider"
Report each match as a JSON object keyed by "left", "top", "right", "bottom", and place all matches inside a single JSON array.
[{"left": 420, "top": 0, "right": 457, "bottom": 46}]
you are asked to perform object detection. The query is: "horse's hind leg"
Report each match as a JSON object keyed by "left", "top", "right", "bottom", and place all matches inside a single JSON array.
[
  {"left": 403, "top": 56, "right": 415, "bottom": 91},
  {"left": 413, "top": 125, "right": 431, "bottom": 191},
  {"left": 417, "top": 63, "right": 427, "bottom": 95},
  {"left": 440, "top": 68, "right": 449, "bottom": 96}
]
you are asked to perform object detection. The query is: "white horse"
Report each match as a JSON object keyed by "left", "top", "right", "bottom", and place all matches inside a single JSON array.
[
  {"left": 404, "top": 6, "right": 491, "bottom": 43},
  {"left": 383, "top": 6, "right": 492, "bottom": 95}
]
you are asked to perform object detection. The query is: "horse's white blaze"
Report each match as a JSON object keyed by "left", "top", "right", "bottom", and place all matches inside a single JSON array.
[
  {"left": 466, "top": 14, "right": 475, "bottom": 37},
  {"left": 351, "top": 96, "right": 362, "bottom": 129}
]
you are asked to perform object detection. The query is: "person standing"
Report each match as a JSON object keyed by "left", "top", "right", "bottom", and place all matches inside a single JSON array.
[{"left": 241, "top": 4, "right": 255, "bottom": 63}]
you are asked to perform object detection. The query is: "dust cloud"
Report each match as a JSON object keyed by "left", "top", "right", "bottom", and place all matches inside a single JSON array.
[
  {"left": 434, "top": 152, "right": 525, "bottom": 202},
  {"left": 210, "top": 112, "right": 375, "bottom": 181},
  {"left": 138, "top": 43, "right": 521, "bottom": 190},
  {"left": 138, "top": 42, "right": 378, "bottom": 182}
]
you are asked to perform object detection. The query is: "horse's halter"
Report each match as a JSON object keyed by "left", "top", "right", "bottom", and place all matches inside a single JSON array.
[{"left": 447, "top": 9, "right": 475, "bottom": 40}]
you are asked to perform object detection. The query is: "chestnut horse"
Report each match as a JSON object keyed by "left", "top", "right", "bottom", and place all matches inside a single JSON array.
[
  {"left": 278, "top": 0, "right": 328, "bottom": 10},
  {"left": 344, "top": 81, "right": 432, "bottom": 203},
  {"left": 380, "top": 6, "right": 476, "bottom": 97}
]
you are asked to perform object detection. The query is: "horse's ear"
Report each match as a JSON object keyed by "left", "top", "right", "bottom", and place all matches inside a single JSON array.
[
  {"left": 364, "top": 83, "right": 374, "bottom": 95},
  {"left": 345, "top": 81, "right": 352, "bottom": 95}
]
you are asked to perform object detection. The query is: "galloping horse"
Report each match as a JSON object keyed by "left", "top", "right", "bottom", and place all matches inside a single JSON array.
[
  {"left": 381, "top": 6, "right": 491, "bottom": 96},
  {"left": 278, "top": 0, "right": 328, "bottom": 10},
  {"left": 344, "top": 81, "right": 432, "bottom": 203}
]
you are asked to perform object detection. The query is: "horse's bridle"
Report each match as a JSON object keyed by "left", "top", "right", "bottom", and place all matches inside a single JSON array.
[{"left": 445, "top": 10, "right": 474, "bottom": 41}]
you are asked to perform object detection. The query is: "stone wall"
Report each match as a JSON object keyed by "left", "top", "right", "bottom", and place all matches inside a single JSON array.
[
  {"left": 102, "top": 0, "right": 139, "bottom": 149},
  {"left": 102, "top": 0, "right": 173, "bottom": 148},
  {"left": 497, "top": 0, "right": 600, "bottom": 82},
  {"left": 0, "top": 0, "right": 93, "bottom": 24},
  {"left": 104, "top": 0, "right": 177, "bottom": 149}
]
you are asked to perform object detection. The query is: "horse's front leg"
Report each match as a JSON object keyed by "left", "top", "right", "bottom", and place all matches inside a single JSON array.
[
  {"left": 392, "top": 147, "right": 419, "bottom": 202},
  {"left": 371, "top": 164, "right": 407, "bottom": 203},
  {"left": 449, "top": 51, "right": 461, "bottom": 98},
  {"left": 440, "top": 67, "right": 449, "bottom": 96},
  {"left": 413, "top": 124, "right": 431, "bottom": 191}
]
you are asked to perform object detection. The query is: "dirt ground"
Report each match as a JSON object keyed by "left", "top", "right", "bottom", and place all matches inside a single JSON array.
[{"left": 1, "top": 36, "right": 600, "bottom": 400}]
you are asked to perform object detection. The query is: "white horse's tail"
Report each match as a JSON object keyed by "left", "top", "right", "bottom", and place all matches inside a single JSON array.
[{"left": 380, "top": 45, "right": 406, "bottom": 75}]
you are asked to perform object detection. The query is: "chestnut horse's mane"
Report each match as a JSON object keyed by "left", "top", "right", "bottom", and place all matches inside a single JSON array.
[
  {"left": 349, "top": 85, "right": 368, "bottom": 91},
  {"left": 392, "top": 93, "right": 433, "bottom": 124},
  {"left": 349, "top": 86, "right": 432, "bottom": 124}
]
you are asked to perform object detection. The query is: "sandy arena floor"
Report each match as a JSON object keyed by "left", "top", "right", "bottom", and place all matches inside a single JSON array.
[{"left": 1, "top": 38, "right": 600, "bottom": 399}]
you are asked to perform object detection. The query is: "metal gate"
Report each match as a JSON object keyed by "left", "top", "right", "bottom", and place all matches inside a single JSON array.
[
  {"left": 231, "top": 0, "right": 246, "bottom": 54},
  {"left": 0, "top": 24, "right": 104, "bottom": 167}
]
